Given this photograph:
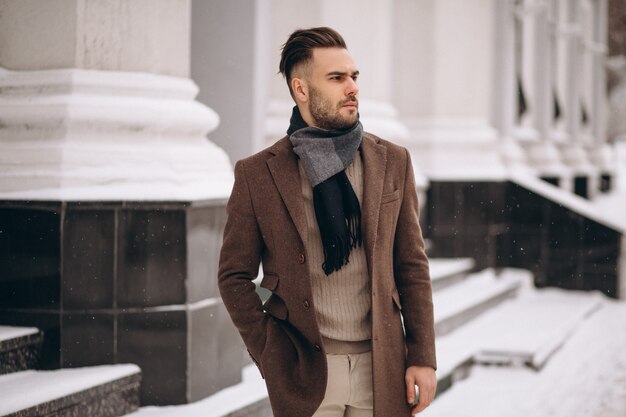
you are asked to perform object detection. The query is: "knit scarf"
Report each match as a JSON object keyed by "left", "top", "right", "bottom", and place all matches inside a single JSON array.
[{"left": 288, "top": 106, "right": 363, "bottom": 276}]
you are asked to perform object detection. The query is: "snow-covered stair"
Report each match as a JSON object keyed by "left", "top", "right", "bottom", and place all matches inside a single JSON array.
[
  {"left": 423, "top": 296, "right": 624, "bottom": 417},
  {"left": 0, "top": 326, "right": 43, "bottom": 375},
  {"left": 434, "top": 278, "right": 604, "bottom": 395},
  {"left": 433, "top": 268, "right": 524, "bottom": 336},
  {"left": 0, "top": 364, "right": 141, "bottom": 417},
  {"left": 429, "top": 258, "right": 475, "bottom": 291}
]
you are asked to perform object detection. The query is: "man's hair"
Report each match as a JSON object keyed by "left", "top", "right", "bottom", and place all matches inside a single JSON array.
[{"left": 279, "top": 27, "right": 347, "bottom": 96}]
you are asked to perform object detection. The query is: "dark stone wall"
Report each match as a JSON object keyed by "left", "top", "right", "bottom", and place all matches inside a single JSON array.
[
  {"left": 505, "top": 184, "right": 620, "bottom": 296},
  {"left": 425, "top": 182, "right": 508, "bottom": 270},
  {"left": 0, "top": 199, "right": 241, "bottom": 406},
  {"left": 426, "top": 181, "right": 621, "bottom": 298}
]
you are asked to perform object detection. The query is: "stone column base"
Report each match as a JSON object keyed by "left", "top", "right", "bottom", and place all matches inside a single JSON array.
[{"left": 0, "top": 199, "right": 242, "bottom": 405}]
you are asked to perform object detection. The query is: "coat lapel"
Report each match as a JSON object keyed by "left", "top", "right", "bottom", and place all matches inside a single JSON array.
[
  {"left": 360, "top": 134, "right": 387, "bottom": 272},
  {"left": 267, "top": 137, "right": 308, "bottom": 247},
  {"left": 266, "top": 134, "right": 387, "bottom": 263}
]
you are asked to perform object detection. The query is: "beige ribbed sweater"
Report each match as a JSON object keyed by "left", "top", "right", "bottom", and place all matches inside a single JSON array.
[{"left": 298, "top": 150, "right": 372, "bottom": 352}]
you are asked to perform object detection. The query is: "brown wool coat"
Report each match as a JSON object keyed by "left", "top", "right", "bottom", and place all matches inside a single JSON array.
[{"left": 218, "top": 133, "right": 437, "bottom": 417}]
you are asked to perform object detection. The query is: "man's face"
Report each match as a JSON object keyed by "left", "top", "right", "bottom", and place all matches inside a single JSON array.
[{"left": 304, "top": 47, "right": 360, "bottom": 130}]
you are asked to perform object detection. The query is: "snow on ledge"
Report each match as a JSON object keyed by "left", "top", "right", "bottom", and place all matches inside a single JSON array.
[
  {"left": 510, "top": 172, "right": 626, "bottom": 233},
  {"left": 0, "top": 326, "right": 39, "bottom": 343},
  {"left": 0, "top": 364, "right": 140, "bottom": 415}
]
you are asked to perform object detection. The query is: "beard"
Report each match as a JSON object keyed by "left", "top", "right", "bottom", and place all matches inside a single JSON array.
[{"left": 308, "top": 86, "right": 358, "bottom": 130}]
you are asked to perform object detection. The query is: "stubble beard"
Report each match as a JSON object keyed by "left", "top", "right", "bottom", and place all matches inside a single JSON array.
[{"left": 308, "top": 86, "right": 358, "bottom": 131}]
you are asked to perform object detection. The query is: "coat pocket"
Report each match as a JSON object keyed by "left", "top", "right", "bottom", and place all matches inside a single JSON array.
[
  {"left": 260, "top": 273, "right": 288, "bottom": 320},
  {"left": 260, "top": 273, "right": 279, "bottom": 291},
  {"left": 263, "top": 294, "right": 288, "bottom": 320},
  {"left": 381, "top": 189, "right": 401, "bottom": 204}
]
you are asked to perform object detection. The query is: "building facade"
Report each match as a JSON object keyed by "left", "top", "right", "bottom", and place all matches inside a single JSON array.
[{"left": 0, "top": 0, "right": 623, "bottom": 408}]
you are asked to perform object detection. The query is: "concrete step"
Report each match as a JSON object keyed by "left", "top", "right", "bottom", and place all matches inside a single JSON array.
[
  {"left": 434, "top": 278, "right": 604, "bottom": 397},
  {"left": 0, "top": 326, "right": 43, "bottom": 375},
  {"left": 429, "top": 258, "right": 475, "bottom": 292},
  {"left": 0, "top": 364, "right": 141, "bottom": 417},
  {"left": 433, "top": 268, "right": 524, "bottom": 336}
]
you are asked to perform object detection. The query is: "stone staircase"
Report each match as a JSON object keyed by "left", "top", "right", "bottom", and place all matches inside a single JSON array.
[
  {"left": 126, "top": 257, "right": 595, "bottom": 417},
  {"left": 0, "top": 326, "right": 141, "bottom": 417},
  {"left": 96, "top": 257, "right": 611, "bottom": 417},
  {"left": 433, "top": 270, "right": 604, "bottom": 394}
]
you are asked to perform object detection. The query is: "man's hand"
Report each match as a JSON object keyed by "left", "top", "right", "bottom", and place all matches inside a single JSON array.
[{"left": 405, "top": 365, "right": 437, "bottom": 415}]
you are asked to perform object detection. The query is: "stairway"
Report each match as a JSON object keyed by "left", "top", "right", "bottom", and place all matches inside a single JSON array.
[
  {"left": 120, "top": 258, "right": 529, "bottom": 416},
  {"left": 118, "top": 257, "right": 609, "bottom": 417},
  {"left": 0, "top": 326, "right": 141, "bottom": 417}
]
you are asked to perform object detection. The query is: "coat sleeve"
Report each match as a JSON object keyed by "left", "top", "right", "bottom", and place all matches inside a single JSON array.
[
  {"left": 218, "top": 160, "right": 269, "bottom": 365},
  {"left": 393, "top": 148, "right": 437, "bottom": 370}
]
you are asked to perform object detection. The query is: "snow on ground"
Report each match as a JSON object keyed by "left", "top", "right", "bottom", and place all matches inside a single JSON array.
[
  {"left": 422, "top": 299, "right": 626, "bottom": 417},
  {"left": 428, "top": 258, "right": 475, "bottom": 280},
  {"left": 126, "top": 365, "right": 268, "bottom": 417}
]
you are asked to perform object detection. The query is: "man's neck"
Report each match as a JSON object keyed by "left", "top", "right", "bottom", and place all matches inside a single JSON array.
[{"left": 296, "top": 104, "right": 316, "bottom": 128}]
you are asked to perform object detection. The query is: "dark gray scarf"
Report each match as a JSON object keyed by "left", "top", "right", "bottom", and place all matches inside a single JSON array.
[{"left": 288, "top": 106, "right": 363, "bottom": 275}]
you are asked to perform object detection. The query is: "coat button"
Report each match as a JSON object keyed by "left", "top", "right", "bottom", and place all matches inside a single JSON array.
[
  {"left": 314, "top": 344, "right": 321, "bottom": 351},
  {"left": 303, "top": 299, "right": 310, "bottom": 309},
  {"left": 298, "top": 253, "right": 306, "bottom": 264}
]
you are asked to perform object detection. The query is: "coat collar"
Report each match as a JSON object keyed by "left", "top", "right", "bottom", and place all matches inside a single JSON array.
[{"left": 266, "top": 133, "right": 387, "bottom": 272}]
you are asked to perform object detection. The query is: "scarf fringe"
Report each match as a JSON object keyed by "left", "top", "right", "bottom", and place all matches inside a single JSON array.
[{"left": 321, "top": 214, "right": 362, "bottom": 276}]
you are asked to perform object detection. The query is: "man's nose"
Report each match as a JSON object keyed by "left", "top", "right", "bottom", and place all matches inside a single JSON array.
[{"left": 346, "top": 78, "right": 359, "bottom": 97}]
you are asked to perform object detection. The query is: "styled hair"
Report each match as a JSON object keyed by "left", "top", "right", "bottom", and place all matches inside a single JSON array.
[{"left": 279, "top": 27, "right": 347, "bottom": 96}]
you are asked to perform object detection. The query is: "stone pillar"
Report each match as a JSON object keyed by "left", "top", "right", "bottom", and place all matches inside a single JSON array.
[
  {"left": 553, "top": 0, "right": 598, "bottom": 197},
  {"left": 588, "top": 0, "right": 614, "bottom": 193},
  {"left": 392, "top": 0, "right": 508, "bottom": 269},
  {"left": 191, "top": 0, "right": 271, "bottom": 163},
  {"left": 520, "top": 0, "right": 573, "bottom": 189},
  {"left": 491, "top": 0, "right": 532, "bottom": 173},
  {"left": 0, "top": 0, "right": 238, "bottom": 406},
  {"left": 392, "top": 0, "right": 507, "bottom": 181}
]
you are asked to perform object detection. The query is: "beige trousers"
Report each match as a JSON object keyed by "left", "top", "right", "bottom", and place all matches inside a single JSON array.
[{"left": 312, "top": 352, "right": 374, "bottom": 417}]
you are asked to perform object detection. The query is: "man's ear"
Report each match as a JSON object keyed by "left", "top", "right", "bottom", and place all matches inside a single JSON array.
[{"left": 291, "top": 77, "right": 308, "bottom": 103}]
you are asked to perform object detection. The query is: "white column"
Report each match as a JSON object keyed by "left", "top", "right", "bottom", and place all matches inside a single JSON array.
[
  {"left": 191, "top": 0, "right": 271, "bottom": 163},
  {"left": 491, "top": 0, "right": 531, "bottom": 173},
  {"left": 520, "top": 0, "right": 573, "bottom": 188},
  {"left": 393, "top": 0, "right": 507, "bottom": 181},
  {"left": 588, "top": 0, "right": 614, "bottom": 190},
  {"left": 554, "top": 0, "right": 596, "bottom": 192},
  {"left": 0, "top": 0, "right": 232, "bottom": 201}
]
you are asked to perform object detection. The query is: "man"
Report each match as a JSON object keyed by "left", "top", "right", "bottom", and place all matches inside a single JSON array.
[{"left": 218, "top": 27, "right": 436, "bottom": 417}]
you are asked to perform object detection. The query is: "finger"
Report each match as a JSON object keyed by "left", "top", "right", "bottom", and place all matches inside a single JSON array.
[
  {"left": 413, "top": 398, "right": 429, "bottom": 414},
  {"left": 405, "top": 375, "right": 415, "bottom": 404},
  {"left": 413, "top": 383, "right": 435, "bottom": 414}
]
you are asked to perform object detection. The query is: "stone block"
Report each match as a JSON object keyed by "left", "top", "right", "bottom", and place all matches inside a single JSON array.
[
  {"left": 62, "top": 207, "right": 115, "bottom": 309},
  {"left": 116, "top": 209, "right": 187, "bottom": 308}
]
